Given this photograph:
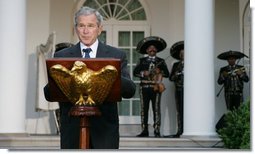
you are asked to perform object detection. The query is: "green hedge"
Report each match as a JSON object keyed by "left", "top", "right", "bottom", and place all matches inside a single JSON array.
[{"left": 217, "top": 99, "right": 250, "bottom": 149}]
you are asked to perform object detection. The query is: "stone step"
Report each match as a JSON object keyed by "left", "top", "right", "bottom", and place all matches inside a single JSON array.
[
  {"left": 0, "top": 134, "right": 223, "bottom": 150},
  {"left": 120, "top": 136, "right": 223, "bottom": 149}
]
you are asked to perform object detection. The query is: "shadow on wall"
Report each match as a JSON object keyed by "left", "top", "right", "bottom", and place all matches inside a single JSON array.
[{"left": 25, "top": 53, "right": 58, "bottom": 134}]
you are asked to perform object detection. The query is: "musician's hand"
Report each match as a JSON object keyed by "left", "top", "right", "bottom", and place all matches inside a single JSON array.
[
  {"left": 143, "top": 71, "right": 150, "bottom": 77},
  {"left": 222, "top": 71, "right": 228, "bottom": 78},
  {"left": 236, "top": 69, "right": 243, "bottom": 75},
  {"left": 155, "top": 68, "right": 161, "bottom": 74}
]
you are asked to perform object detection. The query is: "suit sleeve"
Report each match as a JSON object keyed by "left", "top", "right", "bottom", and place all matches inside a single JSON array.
[
  {"left": 238, "top": 66, "right": 249, "bottom": 82},
  {"left": 169, "top": 63, "right": 177, "bottom": 81},
  {"left": 120, "top": 51, "right": 136, "bottom": 98},
  {"left": 133, "top": 59, "right": 142, "bottom": 78},
  {"left": 159, "top": 60, "right": 170, "bottom": 77},
  {"left": 43, "top": 84, "right": 51, "bottom": 101},
  {"left": 217, "top": 68, "right": 225, "bottom": 85}
]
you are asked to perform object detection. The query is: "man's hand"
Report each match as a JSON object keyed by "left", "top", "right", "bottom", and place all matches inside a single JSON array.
[
  {"left": 143, "top": 71, "right": 150, "bottom": 77},
  {"left": 222, "top": 71, "right": 228, "bottom": 78}
]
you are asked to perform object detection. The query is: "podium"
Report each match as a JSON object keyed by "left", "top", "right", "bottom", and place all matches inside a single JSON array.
[{"left": 46, "top": 58, "right": 121, "bottom": 149}]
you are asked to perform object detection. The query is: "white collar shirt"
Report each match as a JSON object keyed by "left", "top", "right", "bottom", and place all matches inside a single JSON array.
[{"left": 80, "top": 39, "right": 99, "bottom": 58}]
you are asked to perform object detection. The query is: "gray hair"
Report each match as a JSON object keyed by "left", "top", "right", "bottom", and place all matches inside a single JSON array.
[{"left": 74, "top": 6, "right": 103, "bottom": 27}]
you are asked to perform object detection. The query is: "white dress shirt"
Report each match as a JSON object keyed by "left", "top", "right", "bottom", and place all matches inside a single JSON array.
[{"left": 80, "top": 39, "right": 99, "bottom": 58}]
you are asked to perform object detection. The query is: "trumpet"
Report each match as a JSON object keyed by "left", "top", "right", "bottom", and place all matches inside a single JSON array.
[
  {"left": 223, "top": 67, "right": 246, "bottom": 76},
  {"left": 228, "top": 67, "right": 245, "bottom": 74}
]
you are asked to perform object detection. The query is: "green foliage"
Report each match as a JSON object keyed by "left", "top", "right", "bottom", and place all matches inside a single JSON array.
[{"left": 217, "top": 100, "right": 250, "bottom": 149}]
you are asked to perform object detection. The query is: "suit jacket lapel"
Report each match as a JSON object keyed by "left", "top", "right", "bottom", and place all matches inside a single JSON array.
[
  {"left": 70, "top": 43, "right": 82, "bottom": 57},
  {"left": 61, "top": 43, "right": 81, "bottom": 58},
  {"left": 96, "top": 42, "right": 109, "bottom": 58}
]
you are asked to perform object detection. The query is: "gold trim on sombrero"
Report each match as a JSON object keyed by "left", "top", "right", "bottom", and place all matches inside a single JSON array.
[{"left": 136, "top": 36, "right": 167, "bottom": 54}]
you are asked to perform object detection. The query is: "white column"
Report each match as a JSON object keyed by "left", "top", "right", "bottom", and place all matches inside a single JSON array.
[
  {"left": 0, "top": 0, "right": 27, "bottom": 133},
  {"left": 184, "top": 0, "right": 216, "bottom": 136}
]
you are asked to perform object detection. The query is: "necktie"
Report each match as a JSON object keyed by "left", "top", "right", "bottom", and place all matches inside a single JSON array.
[{"left": 83, "top": 48, "right": 92, "bottom": 58}]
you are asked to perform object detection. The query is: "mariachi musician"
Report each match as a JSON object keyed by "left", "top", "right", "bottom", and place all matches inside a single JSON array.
[
  {"left": 169, "top": 41, "right": 184, "bottom": 138},
  {"left": 217, "top": 50, "right": 249, "bottom": 111},
  {"left": 134, "top": 36, "right": 170, "bottom": 137}
]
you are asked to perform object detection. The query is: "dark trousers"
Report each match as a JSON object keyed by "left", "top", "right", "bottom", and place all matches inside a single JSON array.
[
  {"left": 139, "top": 86, "right": 161, "bottom": 131},
  {"left": 225, "top": 91, "right": 243, "bottom": 111},
  {"left": 175, "top": 88, "right": 183, "bottom": 135}
]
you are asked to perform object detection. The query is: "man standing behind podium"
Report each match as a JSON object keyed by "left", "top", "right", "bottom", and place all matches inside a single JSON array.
[{"left": 44, "top": 6, "right": 135, "bottom": 149}]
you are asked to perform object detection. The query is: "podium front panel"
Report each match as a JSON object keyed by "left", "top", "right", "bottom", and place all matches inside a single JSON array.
[{"left": 46, "top": 58, "right": 121, "bottom": 103}]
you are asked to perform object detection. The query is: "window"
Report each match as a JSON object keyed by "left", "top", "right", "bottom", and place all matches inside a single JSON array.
[{"left": 83, "top": 0, "right": 146, "bottom": 21}]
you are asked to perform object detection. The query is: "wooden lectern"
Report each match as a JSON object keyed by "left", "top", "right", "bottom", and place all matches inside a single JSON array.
[{"left": 46, "top": 58, "right": 121, "bottom": 149}]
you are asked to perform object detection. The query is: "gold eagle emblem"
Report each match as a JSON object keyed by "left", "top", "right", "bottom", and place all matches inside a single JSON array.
[{"left": 49, "top": 61, "right": 118, "bottom": 106}]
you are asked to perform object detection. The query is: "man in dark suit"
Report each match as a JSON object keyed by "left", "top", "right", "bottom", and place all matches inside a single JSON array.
[
  {"left": 44, "top": 6, "right": 135, "bottom": 149},
  {"left": 134, "top": 36, "right": 170, "bottom": 137},
  {"left": 169, "top": 41, "right": 184, "bottom": 138},
  {"left": 217, "top": 51, "right": 249, "bottom": 111}
]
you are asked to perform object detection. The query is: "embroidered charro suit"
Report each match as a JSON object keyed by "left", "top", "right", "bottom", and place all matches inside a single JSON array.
[
  {"left": 44, "top": 41, "right": 136, "bottom": 149},
  {"left": 217, "top": 64, "right": 249, "bottom": 111},
  {"left": 133, "top": 56, "right": 169, "bottom": 135},
  {"left": 169, "top": 61, "right": 184, "bottom": 136}
]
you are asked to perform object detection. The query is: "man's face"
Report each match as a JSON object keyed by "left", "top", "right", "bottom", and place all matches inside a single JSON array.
[
  {"left": 75, "top": 14, "right": 103, "bottom": 46},
  {"left": 227, "top": 57, "right": 236, "bottom": 66},
  {"left": 146, "top": 45, "right": 157, "bottom": 56},
  {"left": 179, "top": 49, "right": 184, "bottom": 61}
]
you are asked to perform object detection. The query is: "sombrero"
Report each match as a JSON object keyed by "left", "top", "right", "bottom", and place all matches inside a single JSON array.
[
  {"left": 136, "top": 36, "right": 167, "bottom": 54},
  {"left": 170, "top": 41, "right": 184, "bottom": 60},
  {"left": 55, "top": 42, "right": 74, "bottom": 52},
  {"left": 217, "top": 50, "right": 248, "bottom": 60}
]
